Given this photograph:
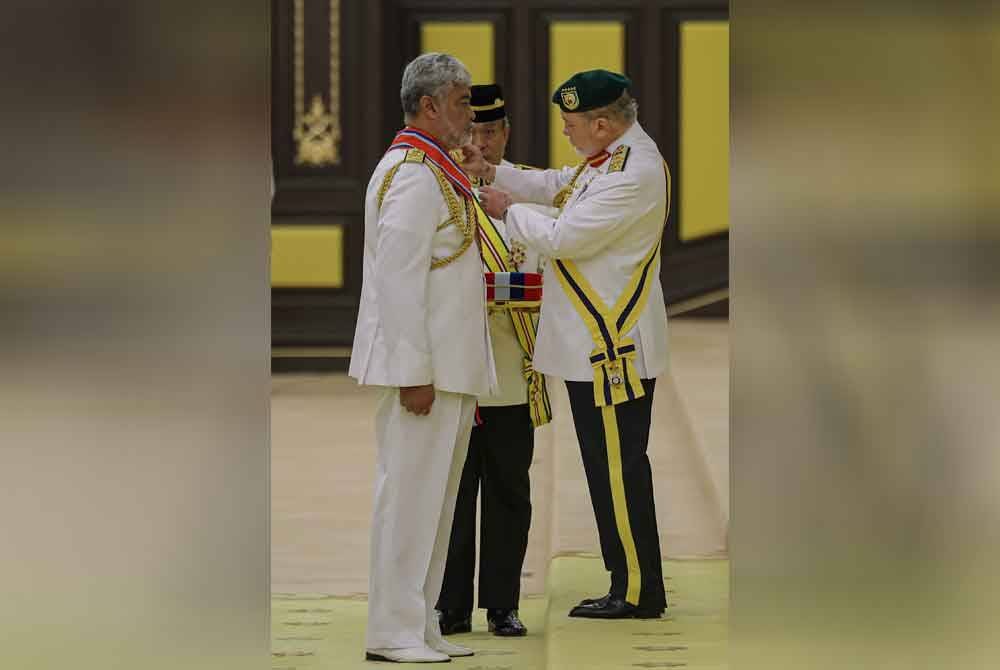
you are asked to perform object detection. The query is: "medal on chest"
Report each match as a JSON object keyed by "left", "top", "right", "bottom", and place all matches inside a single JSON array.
[{"left": 506, "top": 240, "right": 527, "bottom": 269}]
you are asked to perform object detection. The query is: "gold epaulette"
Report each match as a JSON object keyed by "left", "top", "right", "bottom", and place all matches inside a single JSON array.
[
  {"left": 404, "top": 148, "right": 425, "bottom": 164},
  {"left": 608, "top": 145, "right": 630, "bottom": 173}
]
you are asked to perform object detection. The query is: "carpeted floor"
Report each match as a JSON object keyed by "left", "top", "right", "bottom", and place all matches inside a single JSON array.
[{"left": 272, "top": 556, "right": 728, "bottom": 670}]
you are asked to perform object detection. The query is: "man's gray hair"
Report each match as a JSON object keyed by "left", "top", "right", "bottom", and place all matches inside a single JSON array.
[
  {"left": 582, "top": 91, "right": 639, "bottom": 125},
  {"left": 400, "top": 53, "right": 472, "bottom": 120}
]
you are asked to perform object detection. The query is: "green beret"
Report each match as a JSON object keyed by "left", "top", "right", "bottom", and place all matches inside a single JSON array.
[{"left": 552, "top": 69, "right": 632, "bottom": 113}]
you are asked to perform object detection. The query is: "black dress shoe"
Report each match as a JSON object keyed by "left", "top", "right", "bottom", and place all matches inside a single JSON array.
[
  {"left": 437, "top": 609, "right": 472, "bottom": 635},
  {"left": 487, "top": 609, "right": 527, "bottom": 636},
  {"left": 576, "top": 593, "right": 612, "bottom": 608},
  {"left": 568, "top": 596, "right": 663, "bottom": 619}
]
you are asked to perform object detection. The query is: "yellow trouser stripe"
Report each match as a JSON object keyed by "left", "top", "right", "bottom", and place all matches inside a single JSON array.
[{"left": 601, "top": 404, "right": 642, "bottom": 605}]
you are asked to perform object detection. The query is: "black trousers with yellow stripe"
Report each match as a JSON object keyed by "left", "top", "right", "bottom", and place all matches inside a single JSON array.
[{"left": 566, "top": 378, "right": 666, "bottom": 611}]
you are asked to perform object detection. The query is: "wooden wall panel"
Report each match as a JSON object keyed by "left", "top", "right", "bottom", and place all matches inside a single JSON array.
[
  {"left": 271, "top": 225, "right": 344, "bottom": 288},
  {"left": 547, "top": 20, "right": 626, "bottom": 168},
  {"left": 659, "top": 5, "right": 729, "bottom": 304},
  {"left": 271, "top": 0, "right": 371, "bottom": 346},
  {"left": 679, "top": 20, "right": 730, "bottom": 242},
  {"left": 420, "top": 21, "right": 496, "bottom": 84}
]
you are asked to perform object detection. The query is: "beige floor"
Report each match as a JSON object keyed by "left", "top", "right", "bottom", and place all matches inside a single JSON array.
[
  {"left": 271, "top": 317, "right": 729, "bottom": 596},
  {"left": 271, "top": 557, "right": 728, "bottom": 670}
]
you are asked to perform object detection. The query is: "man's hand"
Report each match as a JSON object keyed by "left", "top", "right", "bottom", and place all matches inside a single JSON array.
[
  {"left": 479, "top": 186, "right": 513, "bottom": 219},
  {"left": 400, "top": 384, "right": 435, "bottom": 416},
  {"left": 458, "top": 143, "right": 496, "bottom": 183}
]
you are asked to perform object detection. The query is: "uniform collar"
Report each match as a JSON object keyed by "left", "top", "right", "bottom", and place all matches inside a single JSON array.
[
  {"left": 584, "top": 123, "right": 640, "bottom": 171},
  {"left": 586, "top": 150, "right": 611, "bottom": 168},
  {"left": 604, "top": 121, "right": 641, "bottom": 158}
]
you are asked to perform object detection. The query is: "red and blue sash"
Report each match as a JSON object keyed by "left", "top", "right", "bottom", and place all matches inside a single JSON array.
[
  {"left": 387, "top": 127, "right": 476, "bottom": 202},
  {"left": 388, "top": 127, "right": 514, "bottom": 273}
]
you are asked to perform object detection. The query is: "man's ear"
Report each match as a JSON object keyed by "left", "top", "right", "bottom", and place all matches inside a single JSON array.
[{"left": 419, "top": 95, "right": 438, "bottom": 119}]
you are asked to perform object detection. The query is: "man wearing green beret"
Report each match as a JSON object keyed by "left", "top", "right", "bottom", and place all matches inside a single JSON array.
[{"left": 462, "top": 69, "right": 671, "bottom": 619}]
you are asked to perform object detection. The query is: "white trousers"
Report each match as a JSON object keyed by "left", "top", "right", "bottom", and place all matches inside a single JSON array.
[{"left": 365, "top": 387, "right": 477, "bottom": 650}]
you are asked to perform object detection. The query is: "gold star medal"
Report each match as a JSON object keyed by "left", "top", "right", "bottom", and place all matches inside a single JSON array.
[{"left": 507, "top": 240, "right": 527, "bottom": 269}]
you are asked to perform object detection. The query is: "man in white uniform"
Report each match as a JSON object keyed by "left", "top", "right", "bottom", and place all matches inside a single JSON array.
[
  {"left": 466, "top": 69, "right": 671, "bottom": 619},
  {"left": 349, "top": 52, "right": 496, "bottom": 663},
  {"left": 435, "top": 84, "right": 550, "bottom": 638}
]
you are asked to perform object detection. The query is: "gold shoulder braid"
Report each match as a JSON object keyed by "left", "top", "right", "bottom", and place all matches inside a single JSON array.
[
  {"left": 426, "top": 162, "right": 476, "bottom": 269},
  {"left": 375, "top": 149, "right": 426, "bottom": 210},
  {"left": 376, "top": 149, "right": 475, "bottom": 270},
  {"left": 608, "top": 145, "right": 630, "bottom": 173},
  {"left": 552, "top": 162, "right": 589, "bottom": 210}
]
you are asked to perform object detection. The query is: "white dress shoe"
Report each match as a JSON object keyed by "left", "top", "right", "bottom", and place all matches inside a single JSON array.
[
  {"left": 427, "top": 637, "right": 474, "bottom": 657},
  {"left": 365, "top": 646, "right": 451, "bottom": 663}
]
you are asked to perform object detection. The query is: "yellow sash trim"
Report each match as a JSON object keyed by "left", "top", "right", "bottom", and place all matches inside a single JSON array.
[
  {"left": 472, "top": 199, "right": 552, "bottom": 427},
  {"left": 551, "top": 241, "right": 660, "bottom": 407},
  {"left": 551, "top": 161, "right": 671, "bottom": 408}
]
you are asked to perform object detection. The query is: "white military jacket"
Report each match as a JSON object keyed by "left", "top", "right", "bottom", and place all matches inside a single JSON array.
[
  {"left": 477, "top": 160, "right": 547, "bottom": 407},
  {"left": 496, "top": 122, "right": 669, "bottom": 383},
  {"left": 349, "top": 149, "right": 496, "bottom": 397}
]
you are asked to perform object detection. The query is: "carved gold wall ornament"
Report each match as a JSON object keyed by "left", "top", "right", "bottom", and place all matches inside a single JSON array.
[
  {"left": 292, "top": 0, "right": 342, "bottom": 167},
  {"left": 294, "top": 95, "right": 341, "bottom": 166}
]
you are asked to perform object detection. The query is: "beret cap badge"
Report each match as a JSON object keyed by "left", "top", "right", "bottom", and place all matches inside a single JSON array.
[
  {"left": 552, "top": 69, "right": 632, "bottom": 113},
  {"left": 560, "top": 86, "right": 580, "bottom": 111}
]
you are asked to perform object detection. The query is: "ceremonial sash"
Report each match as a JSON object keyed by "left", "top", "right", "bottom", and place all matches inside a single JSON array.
[
  {"left": 551, "top": 161, "right": 672, "bottom": 408},
  {"left": 387, "top": 127, "right": 476, "bottom": 201},
  {"left": 473, "top": 198, "right": 552, "bottom": 427},
  {"left": 485, "top": 272, "right": 542, "bottom": 305}
]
